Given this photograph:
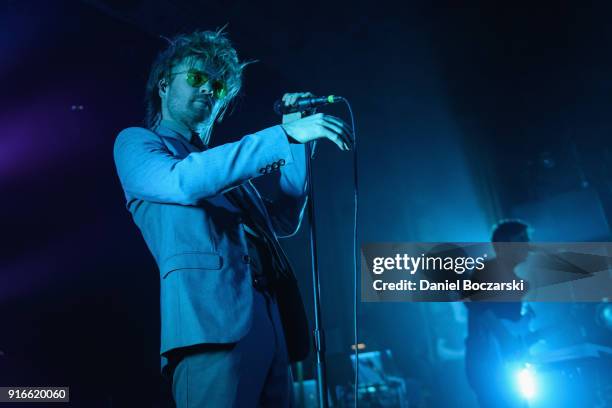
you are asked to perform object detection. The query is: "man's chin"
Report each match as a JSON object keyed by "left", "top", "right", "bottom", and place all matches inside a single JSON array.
[
  {"left": 193, "top": 100, "right": 212, "bottom": 111},
  {"left": 189, "top": 108, "right": 211, "bottom": 122}
]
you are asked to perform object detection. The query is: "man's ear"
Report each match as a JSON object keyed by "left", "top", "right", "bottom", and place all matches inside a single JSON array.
[{"left": 158, "top": 78, "right": 168, "bottom": 97}]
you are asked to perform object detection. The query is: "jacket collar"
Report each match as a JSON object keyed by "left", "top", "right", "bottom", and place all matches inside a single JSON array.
[{"left": 155, "top": 119, "right": 192, "bottom": 142}]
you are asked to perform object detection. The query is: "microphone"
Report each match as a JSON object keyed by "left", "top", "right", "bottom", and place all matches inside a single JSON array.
[{"left": 273, "top": 95, "right": 344, "bottom": 115}]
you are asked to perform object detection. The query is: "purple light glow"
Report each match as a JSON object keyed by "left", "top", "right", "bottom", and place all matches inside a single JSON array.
[{"left": 0, "top": 93, "right": 95, "bottom": 183}]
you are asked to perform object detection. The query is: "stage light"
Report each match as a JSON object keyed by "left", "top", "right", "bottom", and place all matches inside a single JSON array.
[
  {"left": 516, "top": 364, "right": 537, "bottom": 400},
  {"left": 596, "top": 302, "right": 612, "bottom": 330}
]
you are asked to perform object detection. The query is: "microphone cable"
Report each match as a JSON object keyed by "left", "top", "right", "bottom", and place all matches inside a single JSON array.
[{"left": 338, "top": 97, "right": 360, "bottom": 408}]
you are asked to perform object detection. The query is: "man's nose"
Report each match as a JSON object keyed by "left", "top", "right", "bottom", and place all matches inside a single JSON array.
[{"left": 199, "top": 81, "right": 214, "bottom": 95}]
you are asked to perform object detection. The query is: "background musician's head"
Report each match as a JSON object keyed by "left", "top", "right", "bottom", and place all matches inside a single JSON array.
[{"left": 492, "top": 219, "right": 532, "bottom": 266}]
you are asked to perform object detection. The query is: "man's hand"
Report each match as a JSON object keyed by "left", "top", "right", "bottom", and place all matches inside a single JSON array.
[{"left": 279, "top": 92, "right": 353, "bottom": 151}]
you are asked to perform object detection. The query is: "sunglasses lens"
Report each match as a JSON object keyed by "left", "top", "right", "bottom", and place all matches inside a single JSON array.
[
  {"left": 186, "top": 70, "right": 208, "bottom": 88},
  {"left": 184, "top": 69, "right": 226, "bottom": 98},
  {"left": 214, "top": 81, "right": 227, "bottom": 99}
]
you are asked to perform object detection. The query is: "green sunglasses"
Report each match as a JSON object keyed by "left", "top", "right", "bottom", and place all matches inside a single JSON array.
[{"left": 170, "top": 68, "right": 227, "bottom": 99}]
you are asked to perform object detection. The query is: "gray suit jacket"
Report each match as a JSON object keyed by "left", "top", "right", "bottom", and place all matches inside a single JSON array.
[{"left": 113, "top": 120, "right": 310, "bottom": 373}]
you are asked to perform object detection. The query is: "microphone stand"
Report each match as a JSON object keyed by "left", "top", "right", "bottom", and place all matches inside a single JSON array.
[
  {"left": 305, "top": 140, "right": 328, "bottom": 408},
  {"left": 282, "top": 110, "right": 328, "bottom": 408}
]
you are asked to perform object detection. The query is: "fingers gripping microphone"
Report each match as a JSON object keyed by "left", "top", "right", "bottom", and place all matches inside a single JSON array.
[{"left": 273, "top": 95, "right": 344, "bottom": 115}]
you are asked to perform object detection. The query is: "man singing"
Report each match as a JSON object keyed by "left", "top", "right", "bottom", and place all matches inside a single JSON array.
[{"left": 113, "top": 29, "right": 352, "bottom": 407}]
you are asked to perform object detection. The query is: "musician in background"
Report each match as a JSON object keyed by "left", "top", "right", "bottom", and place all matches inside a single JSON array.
[{"left": 464, "top": 220, "right": 533, "bottom": 408}]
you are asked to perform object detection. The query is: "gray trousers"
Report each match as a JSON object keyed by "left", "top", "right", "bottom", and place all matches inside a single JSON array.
[{"left": 166, "top": 288, "right": 293, "bottom": 408}]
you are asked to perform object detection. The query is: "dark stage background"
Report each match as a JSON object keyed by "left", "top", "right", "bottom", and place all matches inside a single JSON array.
[{"left": 1, "top": 1, "right": 611, "bottom": 406}]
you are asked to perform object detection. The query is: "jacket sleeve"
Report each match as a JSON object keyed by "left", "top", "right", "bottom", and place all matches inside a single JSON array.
[
  {"left": 113, "top": 125, "right": 295, "bottom": 205},
  {"left": 255, "top": 143, "right": 309, "bottom": 237}
]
